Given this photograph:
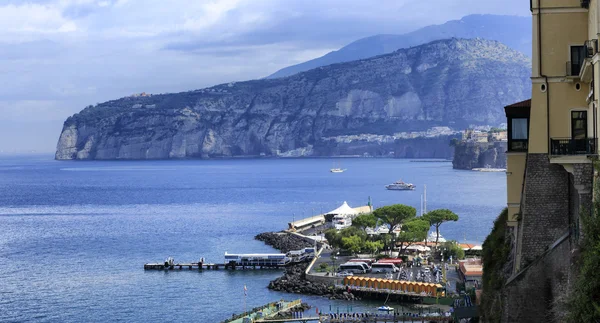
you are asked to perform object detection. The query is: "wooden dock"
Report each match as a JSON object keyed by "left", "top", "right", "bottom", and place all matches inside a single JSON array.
[{"left": 144, "top": 262, "right": 286, "bottom": 271}]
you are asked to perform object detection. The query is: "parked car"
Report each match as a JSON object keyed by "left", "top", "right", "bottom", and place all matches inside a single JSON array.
[{"left": 338, "top": 271, "right": 354, "bottom": 277}]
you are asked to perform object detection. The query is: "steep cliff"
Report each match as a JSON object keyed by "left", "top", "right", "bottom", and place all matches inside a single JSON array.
[
  {"left": 452, "top": 141, "right": 507, "bottom": 170},
  {"left": 56, "top": 38, "right": 531, "bottom": 160}
]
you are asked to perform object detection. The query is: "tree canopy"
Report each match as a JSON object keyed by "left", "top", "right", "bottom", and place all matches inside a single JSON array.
[
  {"left": 373, "top": 204, "right": 417, "bottom": 234},
  {"left": 424, "top": 209, "right": 459, "bottom": 246},
  {"left": 396, "top": 218, "right": 430, "bottom": 253},
  {"left": 351, "top": 213, "right": 378, "bottom": 231},
  {"left": 440, "top": 241, "right": 465, "bottom": 261}
]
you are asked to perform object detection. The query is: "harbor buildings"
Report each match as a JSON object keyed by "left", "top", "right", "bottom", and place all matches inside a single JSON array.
[{"left": 501, "top": 0, "right": 598, "bottom": 321}]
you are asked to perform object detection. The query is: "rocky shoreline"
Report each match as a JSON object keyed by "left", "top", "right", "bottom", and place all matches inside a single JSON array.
[
  {"left": 255, "top": 232, "right": 358, "bottom": 301},
  {"left": 254, "top": 232, "right": 314, "bottom": 253},
  {"left": 267, "top": 263, "right": 360, "bottom": 301}
]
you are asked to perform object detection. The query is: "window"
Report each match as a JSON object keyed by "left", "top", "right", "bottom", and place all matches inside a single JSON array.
[
  {"left": 511, "top": 118, "right": 528, "bottom": 140},
  {"left": 571, "top": 46, "right": 585, "bottom": 76},
  {"left": 508, "top": 117, "right": 529, "bottom": 151}
]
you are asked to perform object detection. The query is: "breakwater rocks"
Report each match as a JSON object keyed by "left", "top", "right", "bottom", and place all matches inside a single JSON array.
[
  {"left": 268, "top": 264, "right": 359, "bottom": 301},
  {"left": 255, "top": 232, "right": 314, "bottom": 253}
]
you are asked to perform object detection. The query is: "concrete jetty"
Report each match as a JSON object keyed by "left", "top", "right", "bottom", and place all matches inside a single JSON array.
[
  {"left": 143, "top": 262, "right": 286, "bottom": 270},
  {"left": 288, "top": 204, "right": 372, "bottom": 233}
]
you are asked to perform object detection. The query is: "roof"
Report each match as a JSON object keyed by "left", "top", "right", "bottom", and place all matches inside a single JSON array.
[
  {"left": 459, "top": 243, "right": 483, "bottom": 251},
  {"left": 504, "top": 99, "right": 531, "bottom": 118},
  {"left": 459, "top": 258, "right": 483, "bottom": 277},
  {"left": 504, "top": 99, "right": 531, "bottom": 108},
  {"left": 326, "top": 201, "right": 358, "bottom": 216},
  {"left": 344, "top": 277, "right": 442, "bottom": 288}
]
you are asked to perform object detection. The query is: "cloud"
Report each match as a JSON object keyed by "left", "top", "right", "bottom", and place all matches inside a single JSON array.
[{"left": 0, "top": 0, "right": 531, "bottom": 152}]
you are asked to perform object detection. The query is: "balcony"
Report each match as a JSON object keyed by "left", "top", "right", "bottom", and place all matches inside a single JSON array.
[{"left": 550, "top": 138, "right": 597, "bottom": 156}]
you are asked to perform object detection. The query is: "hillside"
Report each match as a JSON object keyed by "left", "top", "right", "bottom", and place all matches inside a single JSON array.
[
  {"left": 56, "top": 38, "right": 531, "bottom": 160},
  {"left": 267, "top": 14, "right": 531, "bottom": 79}
]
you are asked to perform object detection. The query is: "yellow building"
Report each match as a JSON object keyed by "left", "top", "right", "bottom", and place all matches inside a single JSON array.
[
  {"left": 501, "top": 0, "right": 597, "bottom": 320},
  {"left": 505, "top": 0, "right": 597, "bottom": 273}
]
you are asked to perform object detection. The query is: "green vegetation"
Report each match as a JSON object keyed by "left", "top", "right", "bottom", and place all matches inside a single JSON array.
[
  {"left": 423, "top": 209, "right": 459, "bottom": 246},
  {"left": 324, "top": 227, "right": 383, "bottom": 256},
  {"left": 439, "top": 241, "right": 465, "bottom": 261},
  {"left": 567, "top": 169, "right": 600, "bottom": 322},
  {"left": 449, "top": 138, "right": 460, "bottom": 147},
  {"left": 324, "top": 204, "right": 459, "bottom": 258},
  {"left": 396, "top": 218, "right": 429, "bottom": 253},
  {"left": 373, "top": 204, "right": 417, "bottom": 234},
  {"left": 480, "top": 208, "right": 510, "bottom": 323},
  {"left": 351, "top": 213, "right": 377, "bottom": 231},
  {"left": 488, "top": 127, "right": 506, "bottom": 133}
]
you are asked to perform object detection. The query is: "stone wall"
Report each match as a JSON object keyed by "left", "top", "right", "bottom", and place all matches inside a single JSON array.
[
  {"left": 519, "top": 154, "right": 570, "bottom": 264},
  {"left": 502, "top": 235, "right": 572, "bottom": 322},
  {"left": 573, "top": 164, "right": 594, "bottom": 243},
  {"left": 498, "top": 155, "right": 593, "bottom": 322},
  {"left": 305, "top": 273, "right": 342, "bottom": 286}
]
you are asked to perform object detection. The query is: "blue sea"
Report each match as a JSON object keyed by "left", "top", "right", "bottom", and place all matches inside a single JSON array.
[{"left": 0, "top": 156, "right": 505, "bottom": 322}]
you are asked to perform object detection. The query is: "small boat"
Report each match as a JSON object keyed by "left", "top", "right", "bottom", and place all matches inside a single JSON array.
[
  {"left": 378, "top": 305, "right": 394, "bottom": 312},
  {"left": 330, "top": 161, "right": 346, "bottom": 173},
  {"left": 385, "top": 179, "right": 415, "bottom": 190}
]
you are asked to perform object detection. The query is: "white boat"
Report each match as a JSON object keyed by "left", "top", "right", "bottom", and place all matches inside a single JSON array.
[
  {"left": 378, "top": 305, "right": 394, "bottom": 312},
  {"left": 427, "top": 231, "right": 446, "bottom": 243},
  {"left": 385, "top": 179, "right": 416, "bottom": 190},
  {"left": 366, "top": 225, "right": 401, "bottom": 236},
  {"left": 332, "top": 214, "right": 352, "bottom": 230},
  {"left": 330, "top": 161, "right": 346, "bottom": 173}
]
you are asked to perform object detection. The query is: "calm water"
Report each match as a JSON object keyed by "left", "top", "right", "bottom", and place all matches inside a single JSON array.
[{"left": 0, "top": 156, "right": 505, "bottom": 322}]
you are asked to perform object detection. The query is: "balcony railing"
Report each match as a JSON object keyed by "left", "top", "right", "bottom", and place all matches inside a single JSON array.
[{"left": 550, "top": 138, "right": 597, "bottom": 155}]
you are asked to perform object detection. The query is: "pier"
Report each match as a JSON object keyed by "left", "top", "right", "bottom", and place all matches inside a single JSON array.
[
  {"left": 144, "top": 262, "right": 287, "bottom": 270},
  {"left": 254, "top": 313, "right": 452, "bottom": 322},
  {"left": 145, "top": 248, "right": 316, "bottom": 271}
]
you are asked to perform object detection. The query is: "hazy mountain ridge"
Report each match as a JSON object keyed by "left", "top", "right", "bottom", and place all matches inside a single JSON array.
[
  {"left": 268, "top": 14, "right": 531, "bottom": 79},
  {"left": 56, "top": 38, "right": 531, "bottom": 160}
]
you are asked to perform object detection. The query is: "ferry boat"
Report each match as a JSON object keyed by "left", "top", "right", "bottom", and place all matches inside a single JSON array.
[
  {"left": 385, "top": 179, "right": 416, "bottom": 190},
  {"left": 224, "top": 252, "right": 291, "bottom": 266}
]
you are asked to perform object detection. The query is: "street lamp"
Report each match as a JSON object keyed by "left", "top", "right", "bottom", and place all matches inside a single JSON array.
[{"left": 331, "top": 251, "right": 339, "bottom": 275}]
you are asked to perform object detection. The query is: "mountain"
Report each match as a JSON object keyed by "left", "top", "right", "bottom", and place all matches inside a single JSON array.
[
  {"left": 55, "top": 38, "right": 531, "bottom": 160},
  {"left": 267, "top": 14, "right": 531, "bottom": 79}
]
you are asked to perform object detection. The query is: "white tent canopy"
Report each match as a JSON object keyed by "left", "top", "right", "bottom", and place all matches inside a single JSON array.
[{"left": 326, "top": 201, "right": 358, "bottom": 216}]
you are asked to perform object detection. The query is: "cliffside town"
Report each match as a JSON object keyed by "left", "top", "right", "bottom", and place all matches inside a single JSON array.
[{"left": 452, "top": 128, "right": 508, "bottom": 170}]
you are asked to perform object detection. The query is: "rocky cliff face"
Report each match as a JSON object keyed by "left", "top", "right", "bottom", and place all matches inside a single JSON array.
[
  {"left": 56, "top": 38, "right": 531, "bottom": 160},
  {"left": 452, "top": 141, "right": 507, "bottom": 170}
]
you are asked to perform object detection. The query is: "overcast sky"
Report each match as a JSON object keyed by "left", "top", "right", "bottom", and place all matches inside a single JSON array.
[{"left": 0, "top": 0, "right": 529, "bottom": 153}]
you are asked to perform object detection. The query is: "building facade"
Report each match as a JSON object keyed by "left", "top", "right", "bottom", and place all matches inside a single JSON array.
[{"left": 501, "top": 0, "right": 598, "bottom": 321}]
